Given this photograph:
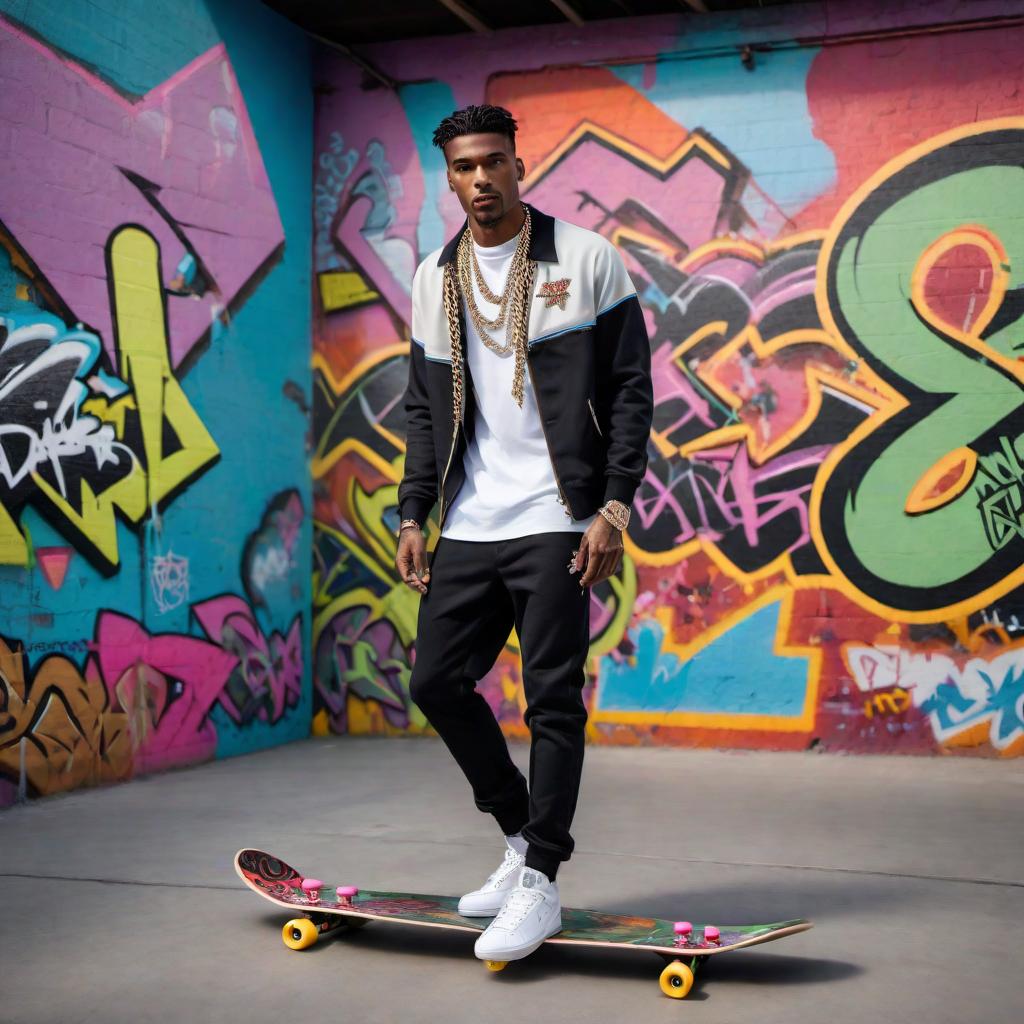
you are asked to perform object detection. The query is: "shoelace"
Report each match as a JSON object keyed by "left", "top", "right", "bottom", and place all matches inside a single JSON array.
[
  {"left": 492, "top": 887, "right": 544, "bottom": 930},
  {"left": 485, "top": 847, "right": 523, "bottom": 887}
]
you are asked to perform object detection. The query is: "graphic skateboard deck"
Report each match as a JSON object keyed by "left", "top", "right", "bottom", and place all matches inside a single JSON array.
[{"left": 235, "top": 848, "right": 812, "bottom": 1000}]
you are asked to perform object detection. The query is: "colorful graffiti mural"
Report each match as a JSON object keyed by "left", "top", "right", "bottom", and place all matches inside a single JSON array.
[
  {"left": 0, "top": 1, "right": 311, "bottom": 805},
  {"left": 312, "top": 12, "right": 1024, "bottom": 756}
]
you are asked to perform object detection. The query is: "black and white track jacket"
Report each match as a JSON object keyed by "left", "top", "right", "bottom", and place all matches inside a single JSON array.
[{"left": 398, "top": 202, "right": 654, "bottom": 533}]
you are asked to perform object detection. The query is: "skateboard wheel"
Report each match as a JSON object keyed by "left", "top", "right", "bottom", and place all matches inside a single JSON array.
[
  {"left": 282, "top": 917, "right": 319, "bottom": 951},
  {"left": 673, "top": 921, "right": 692, "bottom": 937},
  {"left": 659, "top": 960, "right": 695, "bottom": 999},
  {"left": 336, "top": 886, "right": 359, "bottom": 899},
  {"left": 704, "top": 926, "right": 720, "bottom": 943},
  {"left": 484, "top": 960, "right": 508, "bottom": 972}
]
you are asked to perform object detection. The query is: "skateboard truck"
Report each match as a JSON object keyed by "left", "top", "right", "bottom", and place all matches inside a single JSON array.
[{"left": 300, "top": 878, "right": 324, "bottom": 903}]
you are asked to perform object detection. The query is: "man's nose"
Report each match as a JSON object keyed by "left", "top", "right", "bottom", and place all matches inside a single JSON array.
[{"left": 473, "top": 168, "right": 491, "bottom": 189}]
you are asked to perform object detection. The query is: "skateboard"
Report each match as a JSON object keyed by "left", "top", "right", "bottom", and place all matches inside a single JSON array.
[{"left": 235, "top": 848, "right": 812, "bottom": 1000}]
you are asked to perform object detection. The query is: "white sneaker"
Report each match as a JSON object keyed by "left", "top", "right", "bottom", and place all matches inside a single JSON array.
[
  {"left": 473, "top": 866, "right": 562, "bottom": 961},
  {"left": 457, "top": 837, "right": 526, "bottom": 917}
]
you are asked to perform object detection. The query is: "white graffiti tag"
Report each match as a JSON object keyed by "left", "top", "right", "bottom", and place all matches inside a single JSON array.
[
  {"left": 844, "top": 644, "right": 1024, "bottom": 751},
  {"left": 150, "top": 550, "right": 190, "bottom": 614},
  {"left": 0, "top": 321, "right": 135, "bottom": 497}
]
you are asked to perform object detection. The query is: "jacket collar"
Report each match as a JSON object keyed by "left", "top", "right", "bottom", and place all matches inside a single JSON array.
[{"left": 436, "top": 202, "right": 556, "bottom": 266}]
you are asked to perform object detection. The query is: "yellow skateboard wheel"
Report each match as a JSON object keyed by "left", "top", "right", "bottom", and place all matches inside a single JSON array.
[
  {"left": 659, "top": 960, "right": 694, "bottom": 999},
  {"left": 282, "top": 918, "right": 319, "bottom": 950},
  {"left": 484, "top": 960, "right": 508, "bottom": 972}
]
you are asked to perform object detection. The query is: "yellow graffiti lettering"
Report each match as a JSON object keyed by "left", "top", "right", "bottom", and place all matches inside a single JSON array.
[
  {"left": 318, "top": 270, "right": 379, "bottom": 313},
  {"left": 15, "top": 226, "right": 220, "bottom": 571},
  {"left": 108, "top": 228, "right": 220, "bottom": 507},
  {"left": 863, "top": 687, "right": 912, "bottom": 719}
]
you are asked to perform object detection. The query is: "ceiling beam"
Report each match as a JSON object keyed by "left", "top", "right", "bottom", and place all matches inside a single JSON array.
[
  {"left": 549, "top": 0, "right": 585, "bottom": 27},
  {"left": 436, "top": 0, "right": 492, "bottom": 34},
  {"left": 306, "top": 31, "right": 397, "bottom": 91},
  {"left": 678, "top": 0, "right": 709, "bottom": 12}
]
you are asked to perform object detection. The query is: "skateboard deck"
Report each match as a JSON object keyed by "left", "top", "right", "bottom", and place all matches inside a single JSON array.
[{"left": 235, "top": 848, "right": 812, "bottom": 1000}]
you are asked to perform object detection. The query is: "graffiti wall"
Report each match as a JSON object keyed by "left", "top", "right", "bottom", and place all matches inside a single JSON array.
[
  {"left": 312, "top": 0, "right": 1024, "bottom": 756},
  {"left": 0, "top": 0, "right": 312, "bottom": 805}
]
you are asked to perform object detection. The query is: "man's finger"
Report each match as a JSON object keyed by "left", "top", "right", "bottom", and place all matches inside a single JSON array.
[
  {"left": 579, "top": 545, "right": 604, "bottom": 588},
  {"left": 574, "top": 536, "right": 589, "bottom": 572},
  {"left": 416, "top": 550, "right": 432, "bottom": 590},
  {"left": 604, "top": 547, "right": 622, "bottom": 581},
  {"left": 594, "top": 549, "right": 615, "bottom": 586}
]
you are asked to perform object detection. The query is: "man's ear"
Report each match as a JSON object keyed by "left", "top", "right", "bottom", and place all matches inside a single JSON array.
[
  {"left": 447, "top": 174, "right": 454, "bottom": 191},
  {"left": 516, "top": 158, "right": 525, "bottom": 181}
]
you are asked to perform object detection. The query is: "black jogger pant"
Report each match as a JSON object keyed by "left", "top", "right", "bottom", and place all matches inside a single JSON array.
[{"left": 408, "top": 530, "right": 590, "bottom": 881}]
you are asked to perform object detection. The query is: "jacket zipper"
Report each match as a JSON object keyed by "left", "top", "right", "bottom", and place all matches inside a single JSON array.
[
  {"left": 437, "top": 364, "right": 464, "bottom": 531},
  {"left": 527, "top": 348, "right": 574, "bottom": 519},
  {"left": 587, "top": 397, "right": 604, "bottom": 437}
]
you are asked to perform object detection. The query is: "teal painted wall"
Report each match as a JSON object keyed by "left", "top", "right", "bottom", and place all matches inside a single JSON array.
[{"left": 0, "top": 0, "right": 313, "bottom": 803}]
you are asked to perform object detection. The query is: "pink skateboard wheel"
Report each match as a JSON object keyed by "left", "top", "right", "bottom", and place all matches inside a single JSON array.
[
  {"left": 704, "top": 925, "right": 720, "bottom": 942},
  {"left": 673, "top": 921, "right": 693, "bottom": 936},
  {"left": 300, "top": 878, "right": 324, "bottom": 894},
  {"left": 336, "top": 886, "right": 359, "bottom": 899}
]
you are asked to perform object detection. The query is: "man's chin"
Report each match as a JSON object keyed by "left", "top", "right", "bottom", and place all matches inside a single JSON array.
[{"left": 471, "top": 203, "right": 505, "bottom": 226}]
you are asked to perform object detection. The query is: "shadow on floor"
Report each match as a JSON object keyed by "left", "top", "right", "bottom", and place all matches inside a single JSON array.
[{"left": 251, "top": 906, "right": 861, "bottom": 997}]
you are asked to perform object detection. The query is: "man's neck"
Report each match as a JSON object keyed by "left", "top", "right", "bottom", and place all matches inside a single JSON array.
[{"left": 469, "top": 202, "right": 526, "bottom": 248}]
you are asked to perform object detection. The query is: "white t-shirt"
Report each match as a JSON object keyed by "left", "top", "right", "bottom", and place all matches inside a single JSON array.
[{"left": 442, "top": 226, "right": 597, "bottom": 541}]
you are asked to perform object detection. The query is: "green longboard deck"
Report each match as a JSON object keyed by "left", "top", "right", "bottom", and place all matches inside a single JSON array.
[{"left": 235, "top": 848, "right": 811, "bottom": 954}]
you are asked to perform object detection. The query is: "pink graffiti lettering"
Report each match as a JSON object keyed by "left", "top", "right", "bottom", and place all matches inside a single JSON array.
[
  {"left": 95, "top": 611, "right": 237, "bottom": 773},
  {"left": 193, "top": 596, "right": 302, "bottom": 724}
]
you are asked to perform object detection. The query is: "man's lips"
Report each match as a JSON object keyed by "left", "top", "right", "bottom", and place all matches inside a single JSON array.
[{"left": 473, "top": 195, "right": 498, "bottom": 206}]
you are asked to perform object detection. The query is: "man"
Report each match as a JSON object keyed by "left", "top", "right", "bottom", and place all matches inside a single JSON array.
[{"left": 395, "top": 104, "right": 653, "bottom": 963}]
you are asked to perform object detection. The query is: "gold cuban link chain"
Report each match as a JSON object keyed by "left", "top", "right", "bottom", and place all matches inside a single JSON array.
[
  {"left": 458, "top": 204, "right": 533, "bottom": 344},
  {"left": 442, "top": 203, "right": 536, "bottom": 419}
]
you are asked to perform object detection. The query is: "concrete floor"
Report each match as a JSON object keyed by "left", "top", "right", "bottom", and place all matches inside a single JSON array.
[{"left": 1, "top": 737, "right": 1021, "bottom": 1024}]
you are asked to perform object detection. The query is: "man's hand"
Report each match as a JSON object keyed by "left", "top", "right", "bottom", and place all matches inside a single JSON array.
[
  {"left": 574, "top": 515, "right": 623, "bottom": 589},
  {"left": 396, "top": 528, "right": 430, "bottom": 594}
]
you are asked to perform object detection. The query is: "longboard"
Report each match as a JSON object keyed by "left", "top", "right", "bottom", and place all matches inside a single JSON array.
[{"left": 235, "top": 848, "right": 812, "bottom": 1000}]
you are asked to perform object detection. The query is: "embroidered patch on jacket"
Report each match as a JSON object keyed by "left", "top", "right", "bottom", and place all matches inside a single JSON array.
[{"left": 537, "top": 278, "right": 571, "bottom": 310}]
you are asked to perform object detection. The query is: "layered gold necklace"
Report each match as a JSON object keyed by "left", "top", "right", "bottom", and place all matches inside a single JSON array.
[{"left": 442, "top": 203, "right": 536, "bottom": 417}]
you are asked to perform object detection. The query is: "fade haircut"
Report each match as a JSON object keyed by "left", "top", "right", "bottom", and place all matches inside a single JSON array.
[{"left": 431, "top": 104, "right": 518, "bottom": 156}]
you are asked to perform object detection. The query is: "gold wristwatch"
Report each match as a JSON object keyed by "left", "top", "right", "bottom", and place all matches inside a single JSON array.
[{"left": 598, "top": 500, "right": 630, "bottom": 531}]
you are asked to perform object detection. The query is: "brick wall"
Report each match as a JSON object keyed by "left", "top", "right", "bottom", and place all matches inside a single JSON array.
[
  {"left": 0, "top": 0, "right": 314, "bottom": 804},
  {"left": 312, "top": 0, "right": 1024, "bottom": 756}
]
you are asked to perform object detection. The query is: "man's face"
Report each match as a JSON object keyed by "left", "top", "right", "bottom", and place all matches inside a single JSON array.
[{"left": 444, "top": 132, "right": 525, "bottom": 228}]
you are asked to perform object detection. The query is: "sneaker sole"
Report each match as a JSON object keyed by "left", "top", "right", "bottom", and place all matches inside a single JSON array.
[
  {"left": 474, "top": 920, "right": 563, "bottom": 960},
  {"left": 458, "top": 906, "right": 502, "bottom": 917}
]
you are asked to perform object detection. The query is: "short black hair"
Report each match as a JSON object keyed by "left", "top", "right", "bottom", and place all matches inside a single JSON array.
[{"left": 431, "top": 104, "right": 518, "bottom": 155}]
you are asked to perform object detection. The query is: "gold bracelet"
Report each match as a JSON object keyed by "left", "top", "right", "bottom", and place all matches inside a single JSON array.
[
  {"left": 397, "top": 518, "right": 421, "bottom": 537},
  {"left": 598, "top": 500, "right": 630, "bottom": 531}
]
